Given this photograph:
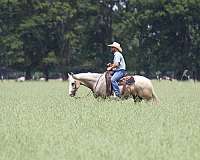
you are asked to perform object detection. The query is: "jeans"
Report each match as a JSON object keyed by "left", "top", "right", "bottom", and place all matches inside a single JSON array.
[{"left": 111, "top": 70, "right": 126, "bottom": 97}]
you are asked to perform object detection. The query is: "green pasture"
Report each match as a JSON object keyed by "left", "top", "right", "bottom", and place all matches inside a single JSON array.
[{"left": 0, "top": 80, "right": 200, "bottom": 160}]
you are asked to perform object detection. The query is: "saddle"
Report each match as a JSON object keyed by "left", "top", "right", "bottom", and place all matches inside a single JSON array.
[{"left": 105, "top": 71, "right": 135, "bottom": 96}]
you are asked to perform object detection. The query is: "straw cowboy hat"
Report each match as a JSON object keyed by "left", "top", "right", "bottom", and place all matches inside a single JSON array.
[{"left": 107, "top": 42, "right": 122, "bottom": 52}]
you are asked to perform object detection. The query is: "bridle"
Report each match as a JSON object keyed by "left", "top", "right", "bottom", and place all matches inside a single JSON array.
[
  {"left": 70, "top": 80, "right": 92, "bottom": 98},
  {"left": 70, "top": 81, "right": 78, "bottom": 95}
]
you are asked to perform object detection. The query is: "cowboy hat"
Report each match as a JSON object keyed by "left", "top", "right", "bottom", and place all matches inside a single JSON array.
[{"left": 107, "top": 42, "right": 122, "bottom": 52}]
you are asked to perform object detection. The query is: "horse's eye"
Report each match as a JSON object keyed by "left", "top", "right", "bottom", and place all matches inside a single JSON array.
[{"left": 72, "top": 83, "right": 75, "bottom": 86}]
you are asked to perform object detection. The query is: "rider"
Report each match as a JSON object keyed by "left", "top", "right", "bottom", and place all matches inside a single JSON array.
[{"left": 107, "top": 42, "right": 126, "bottom": 97}]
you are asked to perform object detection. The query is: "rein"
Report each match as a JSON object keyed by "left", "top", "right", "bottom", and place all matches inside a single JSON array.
[
  {"left": 94, "top": 74, "right": 104, "bottom": 92},
  {"left": 74, "top": 90, "right": 93, "bottom": 99},
  {"left": 73, "top": 81, "right": 93, "bottom": 98},
  {"left": 70, "top": 72, "right": 107, "bottom": 98}
]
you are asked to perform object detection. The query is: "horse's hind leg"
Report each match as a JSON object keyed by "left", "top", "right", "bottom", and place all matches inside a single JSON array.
[
  {"left": 133, "top": 95, "right": 142, "bottom": 103},
  {"left": 131, "top": 87, "right": 143, "bottom": 103}
]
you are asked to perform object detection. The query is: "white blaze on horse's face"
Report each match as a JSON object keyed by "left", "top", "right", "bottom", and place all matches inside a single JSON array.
[
  {"left": 68, "top": 74, "right": 81, "bottom": 97},
  {"left": 68, "top": 74, "right": 77, "bottom": 97}
]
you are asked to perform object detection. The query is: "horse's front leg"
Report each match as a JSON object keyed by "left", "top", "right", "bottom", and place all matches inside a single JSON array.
[{"left": 119, "top": 85, "right": 132, "bottom": 99}]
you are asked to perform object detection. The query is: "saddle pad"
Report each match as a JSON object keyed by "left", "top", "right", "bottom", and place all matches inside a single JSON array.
[{"left": 120, "top": 76, "right": 135, "bottom": 85}]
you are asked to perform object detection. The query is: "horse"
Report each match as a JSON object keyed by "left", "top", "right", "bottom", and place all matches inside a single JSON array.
[{"left": 68, "top": 72, "right": 159, "bottom": 103}]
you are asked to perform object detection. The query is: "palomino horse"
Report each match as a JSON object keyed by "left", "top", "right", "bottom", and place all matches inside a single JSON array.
[{"left": 68, "top": 72, "right": 159, "bottom": 103}]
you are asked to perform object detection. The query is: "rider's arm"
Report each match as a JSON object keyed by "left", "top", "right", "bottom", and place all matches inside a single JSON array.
[
  {"left": 111, "top": 63, "right": 119, "bottom": 69},
  {"left": 107, "top": 62, "right": 119, "bottom": 71}
]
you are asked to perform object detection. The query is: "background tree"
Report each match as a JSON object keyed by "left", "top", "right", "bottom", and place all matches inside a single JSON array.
[{"left": 0, "top": 0, "right": 200, "bottom": 79}]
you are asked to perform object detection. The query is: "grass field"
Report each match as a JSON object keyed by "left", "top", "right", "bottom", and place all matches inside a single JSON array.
[{"left": 0, "top": 80, "right": 200, "bottom": 160}]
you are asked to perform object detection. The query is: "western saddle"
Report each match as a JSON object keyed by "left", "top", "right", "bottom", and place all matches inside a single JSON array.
[{"left": 105, "top": 71, "right": 135, "bottom": 96}]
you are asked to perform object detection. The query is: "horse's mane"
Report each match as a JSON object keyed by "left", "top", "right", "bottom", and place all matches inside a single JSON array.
[{"left": 74, "top": 72, "right": 101, "bottom": 80}]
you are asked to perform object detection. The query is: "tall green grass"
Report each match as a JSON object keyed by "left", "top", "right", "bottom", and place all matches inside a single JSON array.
[{"left": 0, "top": 80, "right": 200, "bottom": 160}]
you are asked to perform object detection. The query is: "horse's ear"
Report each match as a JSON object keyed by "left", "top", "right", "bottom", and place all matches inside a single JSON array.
[
  {"left": 71, "top": 73, "right": 78, "bottom": 80},
  {"left": 68, "top": 72, "right": 74, "bottom": 76}
]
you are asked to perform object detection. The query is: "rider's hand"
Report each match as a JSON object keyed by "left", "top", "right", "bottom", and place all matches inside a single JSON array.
[{"left": 107, "top": 67, "right": 112, "bottom": 71}]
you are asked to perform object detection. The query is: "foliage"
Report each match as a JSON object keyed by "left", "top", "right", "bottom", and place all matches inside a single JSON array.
[
  {"left": 0, "top": 0, "right": 200, "bottom": 78},
  {"left": 0, "top": 80, "right": 200, "bottom": 159}
]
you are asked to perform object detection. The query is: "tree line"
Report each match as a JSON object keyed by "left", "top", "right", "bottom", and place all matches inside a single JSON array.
[{"left": 0, "top": 0, "right": 200, "bottom": 80}]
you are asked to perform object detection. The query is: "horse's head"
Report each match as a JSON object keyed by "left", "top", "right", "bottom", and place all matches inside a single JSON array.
[{"left": 68, "top": 73, "right": 80, "bottom": 97}]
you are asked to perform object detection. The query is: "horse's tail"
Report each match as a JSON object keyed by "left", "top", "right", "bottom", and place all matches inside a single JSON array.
[{"left": 152, "top": 89, "right": 160, "bottom": 105}]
